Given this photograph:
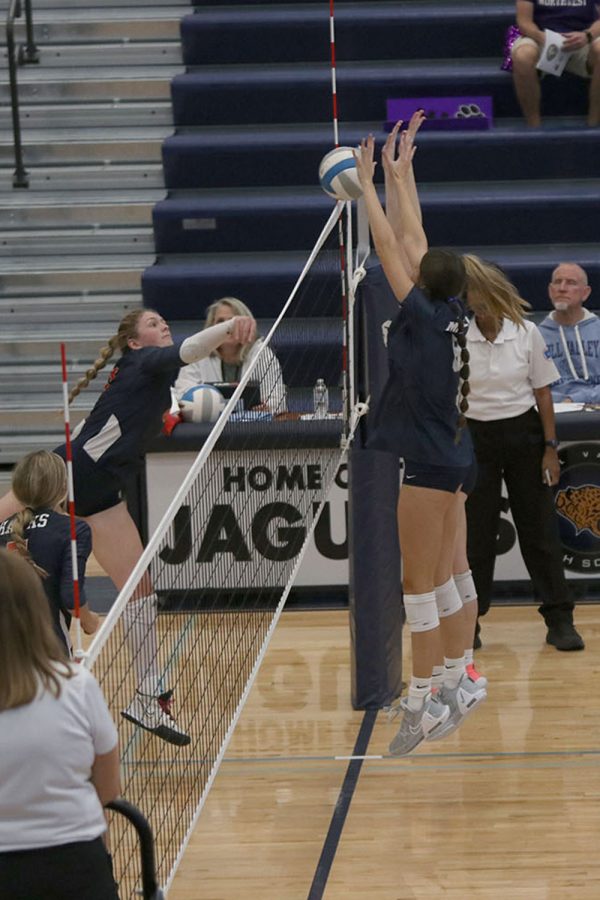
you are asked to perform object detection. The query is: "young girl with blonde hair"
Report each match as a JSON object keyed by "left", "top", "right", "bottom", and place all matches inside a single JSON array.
[
  {"left": 0, "top": 450, "right": 99, "bottom": 655},
  {"left": 0, "top": 307, "right": 255, "bottom": 745}
]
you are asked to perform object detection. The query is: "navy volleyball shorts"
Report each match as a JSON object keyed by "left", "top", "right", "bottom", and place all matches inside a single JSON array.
[
  {"left": 54, "top": 445, "right": 122, "bottom": 517},
  {"left": 402, "top": 458, "right": 478, "bottom": 495}
]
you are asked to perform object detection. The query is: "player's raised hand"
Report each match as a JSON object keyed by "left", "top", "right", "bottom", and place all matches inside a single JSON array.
[
  {"left": 393, "top": 130, "right": 417, "bottom": 182},
  {"left": 353, "top": 136, "right": 377, "bottom": 188},
  {"left": 381, "top": 121, "right": 402, "bottom": 174},
  {"left": 229, "top": 316, "right": 256, "bottom": 345},
  {"left": 406, "top": 108, "right": 426, "bottom": 142}
]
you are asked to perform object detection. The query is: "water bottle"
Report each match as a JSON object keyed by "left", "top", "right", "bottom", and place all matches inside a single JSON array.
[{"left": 313, "top": 378, "right": 329, "bottom": 419}]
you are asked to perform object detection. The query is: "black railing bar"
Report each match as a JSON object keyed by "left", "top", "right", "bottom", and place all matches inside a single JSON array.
[{"left": 7, "top": 0, "right": 28, "bottom": 188}]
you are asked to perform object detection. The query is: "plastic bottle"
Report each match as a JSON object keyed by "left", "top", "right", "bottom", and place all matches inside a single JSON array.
[{"left": 313, "top": 378, "right": 329, "bottom": 419}]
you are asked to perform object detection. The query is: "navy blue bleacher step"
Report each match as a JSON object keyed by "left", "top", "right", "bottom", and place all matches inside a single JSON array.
[
  {"left": 181, "top": 1, "right": 512, "bottom": 66},
  {"left": 142, "top": 251, "right": 344, "bottom": 318},
  {"left": 171, "top": 61, "right": 587, "bottom": 127},
  {"left": 153, "top": 188, "right": 340, "bottom": 253},
  {"left": 422, "top": 180, "right": 600, "bottom": 247},
  {"left": 163, "top": 123, "right": 598, "bottom": 189}
]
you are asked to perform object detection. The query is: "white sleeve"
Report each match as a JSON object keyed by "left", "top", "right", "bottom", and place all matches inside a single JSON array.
[
  {"left": 179, "top": 321, "right": 232, "bottom": 365},
  {"left": 529, "top": 323, "right": 560, "bottom": 389},
  {"left": 81, "top": 669, "right": 118, "bottom": 755}
]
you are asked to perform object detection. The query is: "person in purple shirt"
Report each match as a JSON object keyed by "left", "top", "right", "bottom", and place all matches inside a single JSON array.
[
  {"left": 0, "top": 308, "right": 255, "bottom": 747},
  {"left": 511, "top": 0, "right": 600, "bottom": 126}
]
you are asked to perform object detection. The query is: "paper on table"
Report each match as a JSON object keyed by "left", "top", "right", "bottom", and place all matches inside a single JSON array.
[
  {"left": 553, "top": 402, "right": 585, "bottom": 414},
  {"left": 536, "top": 29, "right": 570, "bottom": 76}
]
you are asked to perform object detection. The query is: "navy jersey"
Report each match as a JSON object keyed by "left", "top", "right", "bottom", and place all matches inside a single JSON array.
[
  {"left": 56, "top": 341, "right": 183, "bottom": 491},
  {"left": 0, "top": 510, "right": 92, "bottom": 655},
  {"left": 368, "top": 287, "right": 474, "bottom": 467}
]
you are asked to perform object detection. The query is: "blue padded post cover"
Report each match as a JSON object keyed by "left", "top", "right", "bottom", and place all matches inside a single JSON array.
[{"left": 349, "top": 264, "right": 404, "bottom": 710}]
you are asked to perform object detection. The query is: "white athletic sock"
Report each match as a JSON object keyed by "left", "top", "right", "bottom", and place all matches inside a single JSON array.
[
  {"left": 443, "top": 655, "right": 466, "bottom": 689},
  {"left": 407, "top": 675, "right": 431, "bottom": 711},
  {"left": 123, "top": 594, "right": 161, "bottom": 695},
  {"left": 464, "top": 648, "right": 474, "bottom": 666},
  {"left": 431, "top": 665, "right": 445, "bottom": 692}
]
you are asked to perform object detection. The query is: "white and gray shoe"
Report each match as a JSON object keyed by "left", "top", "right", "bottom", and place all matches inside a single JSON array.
[
  {"left": 426, "top": 674, "right": 487, "bottom": 742},
  {"left": 389, "top": 694, "right": 450, "bottom": 757}
]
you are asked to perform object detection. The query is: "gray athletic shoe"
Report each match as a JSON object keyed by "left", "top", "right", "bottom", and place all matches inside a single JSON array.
[
  {"left": 389, "top": 694, "right": 450, "bottom": 757},
  {"left": 427, "top": 674, "right": 487, "bottom": 742}
]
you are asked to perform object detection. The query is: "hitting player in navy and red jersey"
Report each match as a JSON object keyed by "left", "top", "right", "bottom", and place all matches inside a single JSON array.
[
  {"left": 354, "top": 126, "right": 486, "bottom": 757},
  {"left": 0, "top": 309, "right": 255, "bottom": 746},
  {"left": 0, "top": 451, "right": 99, "bottom": 656}
]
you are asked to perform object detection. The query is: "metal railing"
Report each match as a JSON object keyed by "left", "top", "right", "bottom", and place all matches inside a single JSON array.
[{"left": 6, "top": 0, "right": 39, "bottom": 188}]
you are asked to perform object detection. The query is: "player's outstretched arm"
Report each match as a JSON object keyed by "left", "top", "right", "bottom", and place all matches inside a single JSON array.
[
  {"left": 354, "top": 135, "right": 414, "bottom": 303},
  {"left": 179, "top": 316, "right": 256, "bottom": 364}
]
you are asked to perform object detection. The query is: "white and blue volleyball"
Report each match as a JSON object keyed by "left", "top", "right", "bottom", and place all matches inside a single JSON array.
[
  {"left": 318, "top": 146, "right": 363, "bottom": 202},
  {"left": 179, "top": 384, "right": 226, "bottom": 424}
]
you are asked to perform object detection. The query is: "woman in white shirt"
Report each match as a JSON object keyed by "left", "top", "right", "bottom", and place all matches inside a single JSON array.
[
  {"left": 0, "top": 549, "right": 121, "bottom": 900},
  {"left": 175, "top": 296, "right": 287, "bottom": 414},
  {"left": 462, "top": 255, "right": 584, "bottom": 652}
]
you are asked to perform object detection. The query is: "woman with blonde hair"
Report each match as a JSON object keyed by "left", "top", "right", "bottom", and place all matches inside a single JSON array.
[
  {"left": 0, "top": 307, "right": 256, "bottom": 745},
  {"left": 462, "top": 254, "right": 584, "bottom": 651},
  {"left": 0, "top": 450, "right": 99, "bottom": 656},
  {"left": 0, "top": 549, "right": 120, "bottom": 900},
  {"left": 175, "top": 296, "right": 287, "bottom": 413}
]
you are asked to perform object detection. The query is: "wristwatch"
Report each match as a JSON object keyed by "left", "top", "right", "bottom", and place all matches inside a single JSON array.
[{"left": 545, "top": 439, "right": 559, "bottom": 449}]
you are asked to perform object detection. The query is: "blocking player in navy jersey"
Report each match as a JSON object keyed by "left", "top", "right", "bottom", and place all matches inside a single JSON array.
[
  {"left": 0, "top": 450, "right": 99, "bottom": 657},
  {"left": 0, "top": 308, "right": 255, "bottom": 747},
  {"left": 354, "top": 129, "right": 486, "bottom": 756}
]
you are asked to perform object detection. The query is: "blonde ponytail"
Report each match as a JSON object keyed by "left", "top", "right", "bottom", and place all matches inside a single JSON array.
[{"left": 67, "top": 308, "right": 147, "bottom": 404}]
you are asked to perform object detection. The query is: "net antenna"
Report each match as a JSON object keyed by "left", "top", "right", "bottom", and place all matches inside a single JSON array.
[
  {"left": 60, "top": 342, "right": 83, "bottom": 662},
  {"left": 84, "top": 204, "right": 360, "bottom": 899}
]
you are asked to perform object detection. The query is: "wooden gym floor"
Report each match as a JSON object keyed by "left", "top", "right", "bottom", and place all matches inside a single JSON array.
[{"left": 159, "top": 603, "right": 600, "bottom": 900}]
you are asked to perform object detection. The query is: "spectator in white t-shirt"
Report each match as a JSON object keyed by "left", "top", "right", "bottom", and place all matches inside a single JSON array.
[
  {"left": 0, "top": 549, "right": 120, "bottom": 900},
  {"left": 462, "top": 255, "right": 584, "bottom": 653},
  {"left": 175, "top": 296, "right": 287, "bottom": 414}
]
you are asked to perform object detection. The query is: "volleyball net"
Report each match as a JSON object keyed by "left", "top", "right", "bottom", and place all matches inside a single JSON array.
[{"left": 83, "top": 202, "right": 361, "bottom": 898}]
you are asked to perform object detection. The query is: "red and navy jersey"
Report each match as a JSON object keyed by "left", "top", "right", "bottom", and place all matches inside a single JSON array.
[
  {"left": 59, "top": 342, "right": 183, "bottom": 484},
  {"left": 0, "top": 509, "right": 92, "bottom": 655},
  {"left": 368, "top": 287, "right": 474, "bottom": 467}
]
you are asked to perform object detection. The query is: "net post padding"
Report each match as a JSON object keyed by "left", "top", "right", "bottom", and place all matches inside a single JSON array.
[{"left": 348, "top": 265, "right": 404, "bottom": 709}]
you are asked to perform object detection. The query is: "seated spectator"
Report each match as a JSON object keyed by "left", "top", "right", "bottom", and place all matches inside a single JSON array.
[
  {"left": 538, "top": 262, "right": 600, "bottom": 403},
  {"left": 175, "top": 297, "right": 287, "bottom": 414},
  {"left": 0, "top": 549, "right": 120, "bottom": 900},
  {"left": 511, "top": 0, "right": 600, "bottom": 126}
]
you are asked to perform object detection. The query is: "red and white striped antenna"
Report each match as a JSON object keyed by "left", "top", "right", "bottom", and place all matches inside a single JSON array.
[
  {"left": 328, "top": 0, "right": 350, "bottom": 426},
  {"left": 60, "top": 343, "right": 83, "bottom": 661}
]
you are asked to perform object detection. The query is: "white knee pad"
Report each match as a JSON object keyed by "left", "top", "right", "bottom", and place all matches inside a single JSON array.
[
  {"left": 454, "top": 569, "right": 477, "bottom": 605},
  {"left": 403, "top": 591, "right": 439, "bottom": 633},
  {"left": 435, "top": 577, "right": 463, "bottom": 618}
]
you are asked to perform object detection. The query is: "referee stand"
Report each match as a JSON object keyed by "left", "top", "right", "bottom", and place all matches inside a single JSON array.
[{"left": 106, "top": 799, "right": 164, "bottom": 900}]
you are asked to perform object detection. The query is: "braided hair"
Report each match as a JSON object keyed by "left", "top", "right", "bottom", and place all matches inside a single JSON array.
[
  {"left": 9, "top": 451, "right": 68, "bottom": 578},
  {"left": 68, "top": 308, "right": 147, "bottom": 403}
]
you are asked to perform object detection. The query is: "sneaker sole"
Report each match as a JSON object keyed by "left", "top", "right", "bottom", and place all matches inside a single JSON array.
[
  {"left": 121, "top": 710, "right": 191, "bottom": 747},
  {"left": 546, "top": 635, "right": 585, "bottom": 651}
]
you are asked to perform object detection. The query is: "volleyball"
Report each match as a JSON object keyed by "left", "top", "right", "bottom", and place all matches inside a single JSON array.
[
  {"left": 318, "top": 146, "right": 363, "bottom": 201},
  {"left": 179, "top": 384, "right": 226, "bottom": 423}
]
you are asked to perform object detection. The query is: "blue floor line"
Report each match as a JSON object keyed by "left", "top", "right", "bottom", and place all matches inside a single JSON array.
[{"left": 306, "top": 710, "right": 377, "bottom": 900}]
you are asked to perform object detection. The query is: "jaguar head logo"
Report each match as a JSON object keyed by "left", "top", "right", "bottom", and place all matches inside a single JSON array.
[{"left": 555, "top": 484, "right": 600, "bottom": 539}]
